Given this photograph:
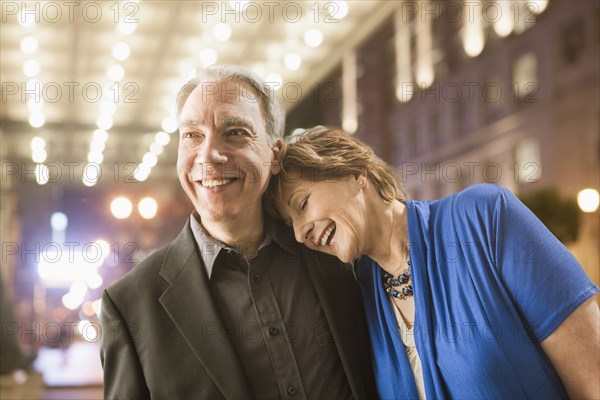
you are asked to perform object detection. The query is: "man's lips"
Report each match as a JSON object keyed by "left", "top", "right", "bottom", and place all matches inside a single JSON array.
[
  {"left": 201, "top": 178, "right": 232, "bottom": 188},
  {"left": 193, "top": 178, "right": 238, "bottom": 188}
]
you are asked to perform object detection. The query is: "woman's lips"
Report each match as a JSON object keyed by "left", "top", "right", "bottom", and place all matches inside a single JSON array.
[{"left": 318, "top": 222, "right": 336, "bottom": 246}]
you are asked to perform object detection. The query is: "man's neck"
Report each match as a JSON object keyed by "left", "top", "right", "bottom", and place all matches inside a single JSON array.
[{"left": 198, "top": 210, "right": 266, "bottom": 259}]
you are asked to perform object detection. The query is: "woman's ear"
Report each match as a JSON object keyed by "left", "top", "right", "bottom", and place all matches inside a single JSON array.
[
  {"left": 356, "top": 171, "right": 368, "bottom": 188},
  {"left": 270, "top": 140, "right": 285, "bottom": 175}
]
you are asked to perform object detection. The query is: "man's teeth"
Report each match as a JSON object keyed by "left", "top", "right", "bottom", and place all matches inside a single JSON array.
[
  {"left": 320, "top": 224, "right": 335, "bottom": 246},
  {"left": 201, "top": 179, "right": 233, "bottom": 188}
]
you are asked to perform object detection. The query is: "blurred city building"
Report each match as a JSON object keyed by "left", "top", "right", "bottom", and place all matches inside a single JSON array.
[
  {"left": 287, "top": 0, "right": 599, "bottom": 284},
  {"left": 0, "top": 1, "right": 598, "bottom": 398}
]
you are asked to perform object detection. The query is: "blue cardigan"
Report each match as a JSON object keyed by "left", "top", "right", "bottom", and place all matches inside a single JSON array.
[{"left": 357, "top": 184, "right": 599, "bottom": 399}]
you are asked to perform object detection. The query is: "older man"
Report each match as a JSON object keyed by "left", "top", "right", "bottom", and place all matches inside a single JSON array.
[{"left": 100, "top": 66, "right": 377, "bottom": 399}]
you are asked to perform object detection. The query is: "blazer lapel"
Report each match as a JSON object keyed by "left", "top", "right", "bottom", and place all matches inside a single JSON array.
[
  {"left": 301, "top": 250, "right": 367, "bottom": 399},
  {"left": 158, "top": 222, "right": 253, "bottom": 399}
]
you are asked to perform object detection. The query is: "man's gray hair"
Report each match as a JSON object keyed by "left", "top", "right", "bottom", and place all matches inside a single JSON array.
[{"left": 175, "top": 65, "right": 286, "bottom": 144}]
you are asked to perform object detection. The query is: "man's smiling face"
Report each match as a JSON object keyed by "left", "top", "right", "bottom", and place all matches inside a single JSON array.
[{"left": 177, "top": 80, "right": 279, "bottom": 224}]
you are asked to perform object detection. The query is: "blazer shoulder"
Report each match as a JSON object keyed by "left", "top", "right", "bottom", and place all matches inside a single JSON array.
[{"left": 105, "top": 243, "right": 170, "bottom": 301}]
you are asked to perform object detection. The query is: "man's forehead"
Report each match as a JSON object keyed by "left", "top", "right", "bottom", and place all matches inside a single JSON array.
[
  {"left": 179, "top": 81, "right": 267, "bottom": 133},
  {"left": 189, "top": 80, "right": 261, "bottom": 105},
  {"left": 179, "top": 114, "right": 254, "bottom": 130}
]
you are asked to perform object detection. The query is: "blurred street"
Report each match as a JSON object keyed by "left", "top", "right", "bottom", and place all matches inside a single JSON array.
[{"left": 1, "top": 342, "right": 103, "bottom": 400}]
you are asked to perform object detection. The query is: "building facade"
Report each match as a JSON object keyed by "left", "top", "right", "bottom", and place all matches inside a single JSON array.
[{"left": 287, "top": 0, "right": 599, "bottom": 283}]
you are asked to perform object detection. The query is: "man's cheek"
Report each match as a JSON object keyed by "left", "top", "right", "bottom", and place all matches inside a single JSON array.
[{"left": 241, "top": 162, "right": 264, "bottom": 183}]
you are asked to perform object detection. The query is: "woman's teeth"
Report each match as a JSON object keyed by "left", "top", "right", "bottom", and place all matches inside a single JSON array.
[{"left": 320, "top": 223, "right": 336, "bottom": 246}]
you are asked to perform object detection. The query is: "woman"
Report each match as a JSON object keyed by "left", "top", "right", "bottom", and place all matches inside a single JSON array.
[{"left": 266, "top": 126, "right": 600, "bottom": 399}]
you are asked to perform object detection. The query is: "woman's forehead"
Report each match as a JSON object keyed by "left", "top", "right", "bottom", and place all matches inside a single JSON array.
[{"left": 279, "top": 178, "right": 315, "bottom": 199}]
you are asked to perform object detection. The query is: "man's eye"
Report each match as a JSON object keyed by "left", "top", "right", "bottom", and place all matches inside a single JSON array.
[
  {"left": 226, "top": 129, "right": 247, "bottom": 137},
  {"left": 182, "top": 131, "right": 197, "bottom": 139}
]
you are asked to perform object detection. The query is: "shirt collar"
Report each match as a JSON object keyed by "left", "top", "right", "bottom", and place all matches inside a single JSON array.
[{"left": 189, "top": 211, "right": 299, "bottom": 279}]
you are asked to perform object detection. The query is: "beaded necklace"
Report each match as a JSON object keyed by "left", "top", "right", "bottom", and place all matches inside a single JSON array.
[{"left": 381, "top": 259, "right": 413, "bottom": 299}]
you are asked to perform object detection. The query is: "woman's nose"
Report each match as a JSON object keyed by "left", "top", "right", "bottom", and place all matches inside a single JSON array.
[{"left": 294, "top": 221, "right": 313, "bottom": 244}]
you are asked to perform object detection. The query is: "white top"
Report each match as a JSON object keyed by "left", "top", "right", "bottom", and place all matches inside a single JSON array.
[{"left": 389, "top": 296, "right": 427, "bottom": 400}]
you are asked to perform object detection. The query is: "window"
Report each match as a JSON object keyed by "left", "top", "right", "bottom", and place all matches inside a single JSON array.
[
  {"left": 561, "top": 19, "right": 585, "bottom": 65},
  {"left": 515, "top": 138, "right": 542, "bottom": 184},
  {"left": 429, "top": 111, "right": 440, "bottom": 146},
  {"left": 454, "top": 97, "right": 467, "bottom": 136},
  {"left": 409, "top": 123, "right": 419, "bottom": 157},
  {"left": 484, "top": 76, "right": 503, "bottom": 122},
  {"left": 512, "top": 52, "right": 538, "bottom": 103}
]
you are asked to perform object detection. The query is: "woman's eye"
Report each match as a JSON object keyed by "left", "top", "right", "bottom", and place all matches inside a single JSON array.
[{"left": 300, "top": 197, "right": 308, "bottom": 211}]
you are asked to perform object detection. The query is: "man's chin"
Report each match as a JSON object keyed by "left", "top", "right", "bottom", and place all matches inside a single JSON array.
[
  {"left": 195, "top": 209, "right": 233, "bottom": 223},
  {"left": 195, "top": 204, "right": 260, "bottom": 223}
]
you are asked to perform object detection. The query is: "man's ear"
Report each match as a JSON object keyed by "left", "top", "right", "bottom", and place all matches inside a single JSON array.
[{"left": 270, "top": 140, "right": 285, "bottom": 175}]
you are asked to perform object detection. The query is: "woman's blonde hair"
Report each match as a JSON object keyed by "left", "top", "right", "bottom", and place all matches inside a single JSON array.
[{"left": 265, "top": 126, "right": 408, "bottom": 217}]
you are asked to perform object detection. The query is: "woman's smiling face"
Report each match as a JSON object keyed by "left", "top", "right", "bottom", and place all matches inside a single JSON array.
[{"left": 276, "top": 174, "right": 370, "bottom": 263}]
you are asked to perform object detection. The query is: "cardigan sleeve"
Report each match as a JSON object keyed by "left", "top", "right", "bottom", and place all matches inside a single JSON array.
[{"left": 488, "top": 186, "right": 599, "bottom": 341}]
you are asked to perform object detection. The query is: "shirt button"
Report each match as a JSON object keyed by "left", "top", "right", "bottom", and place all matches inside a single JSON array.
[
  {"left": 253, "top": 274, "right": 261, "bottom": 283},
  {"left": 268, "top": 327, "right": 279, "bottom": 336},
  {"left": 287, "top": 386, "right": 297, "bottom": 396}
]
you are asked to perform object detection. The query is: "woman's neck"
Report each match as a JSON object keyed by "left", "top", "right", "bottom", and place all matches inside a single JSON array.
[{"left": 368, "top": 200, "right": 410, "bottom": 276}]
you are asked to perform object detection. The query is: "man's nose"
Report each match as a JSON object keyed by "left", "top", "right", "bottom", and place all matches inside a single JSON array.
[{"left": 195, "top": 135, "right": 228, "bottom": 164}]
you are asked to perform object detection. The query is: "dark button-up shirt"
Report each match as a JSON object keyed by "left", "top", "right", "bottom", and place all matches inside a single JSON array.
[{"left": 190, "top": 214, "right": 352, "bottom": 399}]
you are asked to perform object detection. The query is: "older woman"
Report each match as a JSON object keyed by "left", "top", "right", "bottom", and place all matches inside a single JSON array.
[{"left": 266, "top": 126, "right": 599, "bottom": 399}]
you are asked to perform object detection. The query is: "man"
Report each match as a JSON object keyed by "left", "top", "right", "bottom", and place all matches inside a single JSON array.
[{"left": 100, "top": 65, "right": 378, "bottom": 399}]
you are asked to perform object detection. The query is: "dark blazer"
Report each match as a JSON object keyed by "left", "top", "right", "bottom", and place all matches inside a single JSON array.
[{"left": 100, "top": 220, "right": 378, "bottom": 399}]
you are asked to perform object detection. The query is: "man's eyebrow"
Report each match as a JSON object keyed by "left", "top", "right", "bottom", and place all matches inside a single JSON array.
[
  {"left": 178, "top": 119, "right": 203, "bottom": 129},
  {"left": 179, "top": 116, "right": 256, "bottom": 133},
  {"left": 222, "top": 116, "right": 255, "bottom": 131}
]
